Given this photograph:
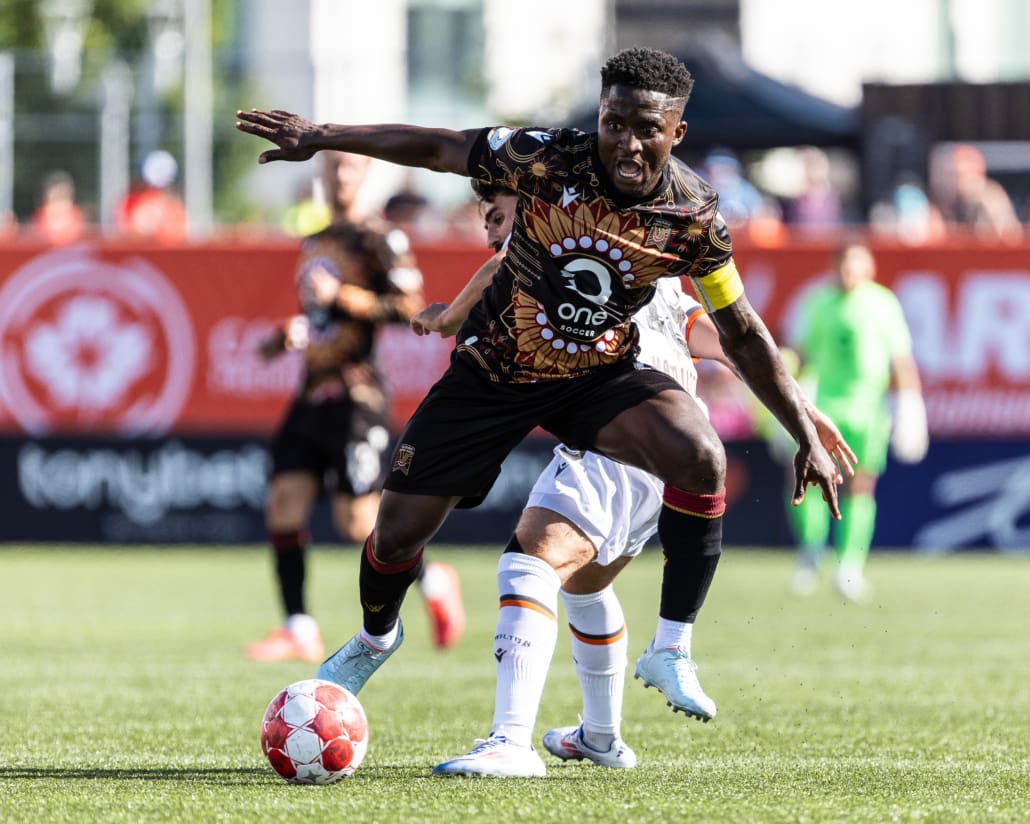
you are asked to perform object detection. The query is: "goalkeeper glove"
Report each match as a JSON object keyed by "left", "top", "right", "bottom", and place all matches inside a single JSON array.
[{"left": 890, "top": 390, "right": 928, "bottom": 464}]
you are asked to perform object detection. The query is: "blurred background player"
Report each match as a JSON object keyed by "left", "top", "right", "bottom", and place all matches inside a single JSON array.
[
  {"left": 247, "top": 150, "right": 464, "bottom": 663},
  {"left": 417, "top": 184, "right": 854, "bottom": 777},
  {"left": 788, "top": 241, "right": 928, "bottom": 602}
]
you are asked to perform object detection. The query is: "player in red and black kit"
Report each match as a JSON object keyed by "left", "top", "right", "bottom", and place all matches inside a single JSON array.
[
  {"left": 247, "top": 150, "right": 464, "bottom": 664},
  {"left": 237, "top": 49, "right": 844, "bottom": 744}
]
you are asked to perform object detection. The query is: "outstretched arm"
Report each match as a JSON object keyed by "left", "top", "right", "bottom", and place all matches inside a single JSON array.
[
  {"left": 708, "top": 292, "right": 843, "bottom": 518},
  {"left": 235, "top": 109, "right": 480, "bottom": 175},
  {"left": 411, "top": 251, "right": 504, "bottom": 337}
]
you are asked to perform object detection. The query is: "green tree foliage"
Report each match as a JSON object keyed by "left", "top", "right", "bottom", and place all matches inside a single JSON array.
[{"left": 0, "top": 0, "right": 250, "bottom": 228}]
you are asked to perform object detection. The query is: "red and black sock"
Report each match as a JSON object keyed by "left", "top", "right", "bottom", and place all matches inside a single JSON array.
[
  {"left": 657, "top": 487, "right": 726, "bottom": 623},
  {"left": 358, "top": 535, "right": 425, "bottom": 635},
  {"left": 270, "top": 529, "right": 308, "bottom": 617}
]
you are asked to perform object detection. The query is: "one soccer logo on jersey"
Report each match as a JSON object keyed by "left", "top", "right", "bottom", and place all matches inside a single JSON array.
[{"left": 560, "top": 259, "right": 612, "bottom": 306}]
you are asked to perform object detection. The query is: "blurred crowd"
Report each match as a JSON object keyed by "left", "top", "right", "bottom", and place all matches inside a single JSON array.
[
  {"left": 3, "top": 142, "right": 1028, "bottom": 248},
  {"left": 1, "top": 149, "right": 188, "bottom": 246},
  {"left": 278, "top": 140, "right": 1030, "bottom": 247},
  {"left": 692, "top": 141, "right": 1028, "bottom": 247}
]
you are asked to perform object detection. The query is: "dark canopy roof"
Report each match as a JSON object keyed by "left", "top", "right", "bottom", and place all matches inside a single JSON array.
[{"left": 570, "top": 46, "right": 861, "bottom": 154}]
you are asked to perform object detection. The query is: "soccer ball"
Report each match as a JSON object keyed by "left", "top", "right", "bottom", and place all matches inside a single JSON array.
[{"left": 260, "top": 678, "right": 369, "bottom": 784}]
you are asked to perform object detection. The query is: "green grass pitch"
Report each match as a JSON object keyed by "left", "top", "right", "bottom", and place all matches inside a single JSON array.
[{"left": 1, "top": 545, "right": 1028, "bottom": 823}]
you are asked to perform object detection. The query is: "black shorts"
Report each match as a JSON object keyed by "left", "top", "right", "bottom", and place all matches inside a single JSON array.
[
  {"left": 384, "top": 355, "right": 683, "bottom": 507},
  {"left": 270, "top": 396, "right": 391, "bottom": 496}
]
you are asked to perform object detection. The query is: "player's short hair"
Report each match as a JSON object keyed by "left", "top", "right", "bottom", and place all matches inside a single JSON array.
[
  {"left": 470, "top": 179, "right": 515, "bottom": 204},
  {"left": 600, "top": 47, "right": 693, "bottom": 109}
]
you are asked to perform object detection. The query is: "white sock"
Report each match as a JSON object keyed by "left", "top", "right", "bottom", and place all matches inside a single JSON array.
[
  {"left": 653, "top": 617, "right": 693, "bottom": 655},
  {"left": 285, "top": 613, "right": 319, "bottom": 640},
  {"left": 418, "top": 561, "right": 448, "bottom": 598},
  {"left": 562, "top": 585, "right": 627, "bottom": 748},
  {"left": 491, "top": 553, "right": 560, "bottom": 748},
  {"left": 359, "top": 624, "right": 398, "bottom": 652}
]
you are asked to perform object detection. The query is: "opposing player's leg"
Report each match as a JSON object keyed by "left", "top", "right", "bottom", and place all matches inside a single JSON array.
[
  {"left": 543, "top": 555, "right": 637, "bottom": 769},
  {"left": 437, "top": 445, "right": 650, "bottom": 775},
  {"left": 433, "top": 531, "right": 557, "bottom": 777},
  {"left": 593, "top": 389, "right": 723, "bottom": 721},
  {"left": 247, "top": 471, "right": 323, "bottom": 663}
]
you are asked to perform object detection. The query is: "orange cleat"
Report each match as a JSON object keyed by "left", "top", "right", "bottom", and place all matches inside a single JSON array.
[
  {"left": 246, "top": 624, "right": 325, "bottom": 663},
  {"left": 421, "top": 561, "right": 466, "bottom": 649}
]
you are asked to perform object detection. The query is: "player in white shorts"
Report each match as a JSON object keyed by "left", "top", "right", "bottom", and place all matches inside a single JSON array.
[
  {"left": 526, "top": 279, "right": 711, "bottom": 570},
  {"left": 413, "top": 182, "right": 854, "bottom": 777}
]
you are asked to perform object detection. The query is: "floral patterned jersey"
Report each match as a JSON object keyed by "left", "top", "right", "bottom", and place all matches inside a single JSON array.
[{"left": 461, "top": 126, "right": 734, "bottom": 383}]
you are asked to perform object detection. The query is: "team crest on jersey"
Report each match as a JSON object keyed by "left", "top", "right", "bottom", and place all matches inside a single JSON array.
[
  {"left": 644, "top": 219, "right": 672, "bottom": 252},
  {"left": 392, "top": 443, "right": 416, "bottom": 475}
]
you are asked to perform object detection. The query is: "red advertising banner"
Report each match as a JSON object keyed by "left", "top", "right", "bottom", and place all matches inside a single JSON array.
[
  {"left": 734, "top": 243, "right": 1030, "bottom": 437},
  {"left": 0, "top": 239, "right": 1026, "bottom": 438}
]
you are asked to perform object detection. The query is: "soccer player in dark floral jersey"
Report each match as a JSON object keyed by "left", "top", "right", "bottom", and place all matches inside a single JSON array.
[
  {"left": 237, "top": 48, "right": 843, "bottom": 748},
  {"left": 247, "top": 150, "right": 464, "bottom": 664},
  {"left": 413, "top": 180, "right": 854, "bottom": 777}
]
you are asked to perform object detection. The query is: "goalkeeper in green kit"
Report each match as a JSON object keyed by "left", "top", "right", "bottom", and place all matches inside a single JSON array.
[{"left": 788, "top": 242, "right": 927, "bottom": 602}]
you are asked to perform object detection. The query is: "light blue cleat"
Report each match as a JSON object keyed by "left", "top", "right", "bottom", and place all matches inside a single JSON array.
[
  {"left": 315, "top": 620, "right": 404, "bottom": 695},
  {"left": 634, "top": 643, "right": 717, "bottom": 721}
]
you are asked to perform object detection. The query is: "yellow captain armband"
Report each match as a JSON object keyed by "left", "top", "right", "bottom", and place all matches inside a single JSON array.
[{"left": 690, "top": 260, "right": 744, "bottom": 312}]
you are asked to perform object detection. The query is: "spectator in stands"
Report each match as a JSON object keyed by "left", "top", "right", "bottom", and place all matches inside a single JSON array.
[
  {"left": 869, "top": 173, "right": 945, "bottom": 245},
  {"left": 929, "top": 144, "right": 1022, "bottom": 243},
  {"left": 0, "top": 210, "right": 16, "bottom": 240},
  {"left": 444, "top": 195, "right": 490, "bottom": 243},
  {"left": 28, "top": 170, "right": 86, "bottom": 245},
  {"left": 280, "top": 178, "right": 331, "bottom": 238},
  {"left": 115, "top": 149, "right": 187, "bottom": 243},
  {"left": 742, "top": 195, "right": 788, "bottom": 246},
  {"left": 784, "top": 146, "right": 843, "bottom": 231},
  {"left": 383, "top": 187, "right": 439, "bottom": 241},
  {"left": 700, "top": 148, "right": 763, "bottom": 231}
]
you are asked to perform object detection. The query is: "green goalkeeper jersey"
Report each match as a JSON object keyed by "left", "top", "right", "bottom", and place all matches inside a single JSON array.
[{"left": 795, "top": 279, "right": 912, "bottom": 424}]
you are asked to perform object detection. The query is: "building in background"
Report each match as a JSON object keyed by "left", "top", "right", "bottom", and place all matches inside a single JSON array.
[
  {"left": 232, "top": 0, "right": 1029, "bottom": 221},
  {"left": 2, "top": 0, "right": 1029, "bottom": 226}
]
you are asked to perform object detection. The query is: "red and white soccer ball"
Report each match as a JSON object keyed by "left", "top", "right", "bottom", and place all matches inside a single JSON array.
[{"left": 260, "top": 679, "right": 369, "bottom": 784}]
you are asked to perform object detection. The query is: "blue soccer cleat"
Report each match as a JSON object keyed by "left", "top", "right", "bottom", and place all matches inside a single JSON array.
[
  {"left": 315, "top": 620, "right": 404, "bottom": 695},
  {"left": 634, "top": 643, "right": 717, "bottom": 721}
]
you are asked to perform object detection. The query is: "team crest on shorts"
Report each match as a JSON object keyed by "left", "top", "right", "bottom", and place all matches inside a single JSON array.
[{"left": 392, "top": 443, "right": 416, "bottom": 475}]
